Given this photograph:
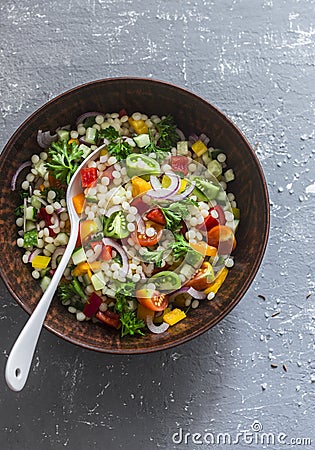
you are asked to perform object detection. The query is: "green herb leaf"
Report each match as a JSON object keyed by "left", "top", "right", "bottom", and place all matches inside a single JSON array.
[
  {"left": 156, "top": 114, "right": 180, "bottom": 150},
  {"left": 168, "top": 233, "right": 199, "bottom": 262},
  {"left": 45, "top": 140, "right": 84, "bottom": 184},
  {"left": 41, "top": 186, "right": 65, "bottom": 202},
  {"left": 99, "top": 126, "right": 133, "bottom": 161},
  {"left": 142, "top": 248, "right": 165, "bottom": 267},
  {"left": 114, "top": 292, "right": 145, "bottom": 337}
]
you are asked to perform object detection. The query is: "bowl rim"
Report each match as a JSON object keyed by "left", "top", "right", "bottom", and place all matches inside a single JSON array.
[{"left": 0, "top": 76, "right": 270, "bottom": 354}]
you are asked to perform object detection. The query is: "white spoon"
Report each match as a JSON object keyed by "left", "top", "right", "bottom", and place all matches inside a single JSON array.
[{"left": 5, "top": 144, "right": 106, "bottom": 391}]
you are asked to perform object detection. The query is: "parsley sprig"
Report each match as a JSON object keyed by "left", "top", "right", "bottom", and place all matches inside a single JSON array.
[
  {"left": 168, "top": 233, "right": 199, "bottom": 263},
  {"left": 114, "top": 292, "right": 145, "bottom": 337},
  {"left": 142, "top": 247, "right": 165, "bottom": 267},
  {"left": 45, "top": 140, "right": 84, "bottom": 184},
  {"left": 156, "top": 115, "right": 180, "bottom": 150},
  {"left": 99, "top": 126, "right": 133, "bottom": 161},
  {"left": 58, "top": 278, "right": 87, "bottom": 305}
]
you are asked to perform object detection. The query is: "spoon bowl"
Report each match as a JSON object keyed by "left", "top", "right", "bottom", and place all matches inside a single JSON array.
[{"left": 5, "top": 145, "right": 105, "bottom": 391}]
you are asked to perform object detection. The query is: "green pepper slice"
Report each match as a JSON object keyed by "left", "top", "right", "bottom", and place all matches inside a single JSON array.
[
  {"left": 103, "top": 211, "right": 130, "bottom": 239},
  {"left": 126, "top": 154, "right": 161, "bottom": 179},
  {"left": 23, "top": 229, "right": 38, "bottom": 248},
  {"left": 151, "top": 271, "right": 181, "bottom": 292}
]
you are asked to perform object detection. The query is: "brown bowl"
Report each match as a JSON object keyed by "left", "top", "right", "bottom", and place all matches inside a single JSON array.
[{"left": 0, "top": 78, "right": 269, "bottom": 354}]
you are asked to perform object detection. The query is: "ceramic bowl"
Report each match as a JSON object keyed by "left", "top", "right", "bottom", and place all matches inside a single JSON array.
[{"left": 0, "top": 78, "right": 269, "bottom": 353}]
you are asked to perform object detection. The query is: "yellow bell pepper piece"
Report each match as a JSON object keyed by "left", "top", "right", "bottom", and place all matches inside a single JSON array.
[
  {"left": 163, "top": 308, "right": 186, "bottom": 326},
  {"left": 100, "top": 148, "right": 108, "bottom": 156},
  {"left": 204, "top": 267, "right": 229, "bottom": 294},
  {"left": 31, "top": 255, "right": 51, "bottom": 270},
  {"left": 161, "top": 174, "right": 171, "bottom": 188},
  {"left": 68, "top": 138, "right": 80, "bottom": 145},
  {"left": 192, "top": 140, "right": 208, "bottom": 157},
  {"left": 189, "top": 241, "right": 217, "bottom": 257},
  {"left": 72, "top": 261, "right": 102, "bottom": 277},
  {"left": 137, "top": 303, "right": 155, "bottom": 321},
  {"left": 154, "top": 307, "right": 172, "bottom": 324},
  {"left": 179, "top": 179, "right": 187, "bottom": 193},
  {"left": 131, "top": 176, "right": 151, "bottom": 197},
  {"left": 128, "top": 117, "right": 148, "bottom": 134},
  {"left": 162, "top": 175, "right": 186, "bottom": 193}
]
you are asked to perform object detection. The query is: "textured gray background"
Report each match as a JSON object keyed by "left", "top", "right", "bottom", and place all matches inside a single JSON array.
[{"left": 0, "top": 0, "right": 314, "bottom": 449}]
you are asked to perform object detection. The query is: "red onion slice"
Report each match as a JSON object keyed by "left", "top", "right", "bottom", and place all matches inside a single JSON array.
[
  {"left": 76, "top": 111, "right": 104, "bottom": 126},
  {"left": 49, "top": 212, "right": 59, "bottom": 229},
  {"left": 187, "top": 287, "right": 206, "bottom": 299},
  {"left": 169, "top": 181, "right": 195, "bottom": 202},
  {"left": 150, "top": 175, "right": 162, "bottom": 191},
  {"left": 146, "top": 316, "right": 170, "bottom": 334},
  {"left": 37, "top": 130, "right": 57, "bottom": 149},
  {"left": 51, "top": 246, "right": 66, "bottom": 269},
  {"left": 11, "top": 161, "right": 32, "bottom": 191},
  {"left": 147, "top": 173, "right": 180, "bottom": 200},
  {"left": 88, "top": 244, "right": 103, "bottom": 263},
  {"left": 102, "top": 237, "right": 129, "bottom": 277},
  {"left": 28, "top": 248, "right": 41, "bottom": 263}
]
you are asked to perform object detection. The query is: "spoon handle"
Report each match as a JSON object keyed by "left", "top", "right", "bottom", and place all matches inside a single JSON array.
[{"left": 5, "top": 223, "right": 78, "bottom": 392}]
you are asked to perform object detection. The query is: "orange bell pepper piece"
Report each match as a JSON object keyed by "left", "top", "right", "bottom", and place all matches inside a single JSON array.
[{"left": 72, "top": 193, "right": 85, "bottom": 215}]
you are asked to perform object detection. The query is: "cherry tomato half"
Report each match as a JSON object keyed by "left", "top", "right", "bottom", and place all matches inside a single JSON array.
[
  {"left": 197, "top": 205, "right": 226, "bottom": 232},
  {"left": 186, "top": 262, "right": 215, "bottom": 291},
  {"left": 132, "top": 222, "right": 163, "bottom": 247},
  {"left": 136, "top": 289, "right": 169, "bottom": 312},
  {"left": 81, "top": 167, "right": 98, "bottom": 188},
  {"left": 207, "top": 225, "right": 236, "bottom": 255},
  {"left": 146, "top": 208, "right": 166, "bottom": 226},
  {"left": 96, "top": 310, "right": 121, "bottom": 329}
]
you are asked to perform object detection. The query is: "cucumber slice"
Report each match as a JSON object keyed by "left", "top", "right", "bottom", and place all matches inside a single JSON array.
[
  {"left": 57, "top": 129, "right": 70, "bottom": 141},
  {"left": 72, "top": 246, "right": 87, "bottom": 265},
  {"left": 91, "top": 272, "right": 106, "bottom": 291},
  {"left": 25, "top": 206, "right": 36, "bottom": 221},
  {"left": 133, "top": 133, "right": 150, "bottom": 148},
  {"left": 40, "top": 276, "right": 51, "bottom": 292},
  {"left": 79, "top": 143, "right": 92, "bottom": 159},
  {"left": 207, "top": 160, "right": 222, "bottom": 178},
  {"left": 25, "top": 220, "right": 37, "bottom": 231},
  {"left": 85, "top": 127, "right": 98, "bottom": 144},
  {"left": 192, "top": 177, "right": 220, "bottom": 201},
  {"left": 31, "top": 196, "right": 42, "bottom": 209}
]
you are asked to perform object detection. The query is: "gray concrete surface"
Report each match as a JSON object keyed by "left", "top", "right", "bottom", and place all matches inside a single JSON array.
[{"left": 0, "top": 0, "right": 314, "bottom": 449}]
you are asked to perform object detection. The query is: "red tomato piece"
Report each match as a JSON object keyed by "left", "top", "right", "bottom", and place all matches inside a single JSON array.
[
  {"left": 197, "top": 205, "right": 226, "bottom": 232},
  {"left": 83, "top": 292, "right": 102, "bottom": 318},
  {"left": 96, "top": 310, "right": 121, "bottom": 329},
  {"left": 132, "top": 224, "right": 163, "bottom": 247},
  {"left": 146, "top": 208, "right": 166, "bottom": 226},
  {"left": 81, "top": 167, "right": 98, "bottom": 188},
  {"left": 136, "top": 289, "right": 169, "bottom": 312},
  {"left": 101, "top": 245, "right": 113, "bottom": 261},
  {"left": 207, "top": 225, "right": 236, "bottom": 255},
  {"left": 171, "top": 156, "right": 189, "bottom": 176},
  {"left": 38, "top": 207, "right": 56, "bottom": 237},
  {"left": 186, "top": 262, "right": 214, "bottom": 290}
]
